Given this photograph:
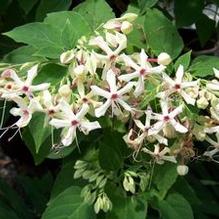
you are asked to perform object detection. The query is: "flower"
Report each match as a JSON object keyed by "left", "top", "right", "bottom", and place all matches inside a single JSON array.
[
  {"left": 89, "top": 32, "right": 127, "bottom": 79},
  {"left": 159, "top": 65, "right": 198, "bottom": 105},
  {"left": 91, "top": 69, "right": 134, "bottom": 117},
  {"left": 49, "top": 100, "right": 101, "bottom": 146},
  {"left": 133, "top": 107, "right": 168, "bottom": 145},
  {"left": 10, "top": 96, "right": 42, "bottom": 128},
  {"left": 206, "top": 68, "right": 219, "bottom": 92},
  {"left": 1, "top": 65, "right": 50, "bottom": 99},
  {"left": 148, "top": 100, "right": 188, "bottom": 135},
  {"left": 118, "top": 49, "right": 165, "bottom": 96},
  {"left": 142, "top": 144, "right": 176, "bottom": 164}
]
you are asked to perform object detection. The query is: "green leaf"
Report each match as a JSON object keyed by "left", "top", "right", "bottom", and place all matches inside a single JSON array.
[
  {"left": 4, "top": 12, "right": 91, "bottom": 59},
  {"left": 42, "top": 186, "right": 96, "bottom": 219},
  {"left": 174, "top": 50, "right": 191, "bottom": 70},
  {"left": 22, "top": 127, "right": 52, "bottom": 165},
  {"left": 28, "top": 112, "right": 51, "bottom": 153},
  {"left": 196, "top": 14, "right": 216, "bottom": 47},
  {"left": 36, "top": 0, "right": 72, "bottom": 21},
  {"left": 144, "top": 9, "right": 183, "bottom": 59},
  {"left": 44, "top": 11, "right": 92, "bottom": 49},
  {"left": 3, "top": 46, "right": 44, "bottom": 64},
  {"left": 174, "top": 0, "right": 204, "bottom": 27},
  {"left": 158, "top": 193, "right": 194, "bottom": 219},
  {"left": 98, "top": 131, "right": 128, "bottom": 171},
  {"left": 74, "top": 0, "right": 115, "bottom": 30},
  {"left": 189, "top": 55, "right": 219, "bottom": 77},
  {"left": 138, "top": 0, "right": 158, "bottom": 13},
  {"left": 34, "top": 63, "right": 67, "bottom": 86},
  {"left": 153, "top": 163, "right": 178, "bottom": 199}
]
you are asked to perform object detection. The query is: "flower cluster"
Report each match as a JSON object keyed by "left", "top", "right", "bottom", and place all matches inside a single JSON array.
[{"left": 1, "top": 13, "right": 219, "bottom": 181}]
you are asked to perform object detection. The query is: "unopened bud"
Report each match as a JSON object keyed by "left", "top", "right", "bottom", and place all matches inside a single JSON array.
[
  {"left": 120, "top": 13, "right": 138, "bottom": 22},
  {"left": 177, "top": 165, "right": 189, "bottom": 176},
  {"left": 74, "top": 65, "right": 86, "bottom": 76},
  {"left": 58, "top": 84, "right": 71, "bottom": 97},
  {"left": 158, "top": 53, "right": 172, "bottom": 65},
  {"left": 197, "top": 97, "right": 208, "bottom": 109},
  {"left": 60, "top": 50, "right": 75, "bottom": 64},
  {"left": 163, "top": 124, "right": 176, "bottom": 138},
  {"left": 121, "top": 21, "right": 133, "bottom": 34}
]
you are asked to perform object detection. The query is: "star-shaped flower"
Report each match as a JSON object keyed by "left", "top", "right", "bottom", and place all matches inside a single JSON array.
[
  {"left": 118, "top": 49, "right": 165, "bottom": 97},
  {"left": 91, "top": 69, "right": 134, "bottom": 117}
]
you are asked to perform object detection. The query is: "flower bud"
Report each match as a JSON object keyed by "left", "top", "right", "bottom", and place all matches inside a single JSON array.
[
  {"left": 157, "top": 53, "right": 172, "bottom": 65},
  {"left": 60, "top": 50, "right": 74, "bottom": 64},
  {"left": 74, "top": 65, "right": 86, "bottom": 76},
  {"left": 193, "top": 124, "right": 206, "bottom": 141},
  {"left": 163, "top": 124, "right": 176, "bottom": 138},
  {"left": 58, "top": 84, "right": 71, "bottom": 97},
  {"left": 177, "top": 165, "right": 189, "bottom": 176},
  {"left": 121, "top": 21, "right": 133, "bottom": 34},
  {"left": 120, "top": 13, "right": 138, "bottom": 22},
  {"left": 197, "top": 97, "right": 208, "bottom": 109}
]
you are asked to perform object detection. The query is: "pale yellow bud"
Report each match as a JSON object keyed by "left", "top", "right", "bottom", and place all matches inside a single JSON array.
[
  {"left": 120, "top": 13, "right": 138, "bottom": 22},
  {"left": 197, "top": 97, "right": 208, "bottom": 109},
  {"left": 121, "top": 21, "right": 133, "bottom": 34},
  {"left": 157, "top": 53, "right": 172, "bottom": 65},
  {"left": 177, "top": 165, "right": 189, "bottom": 176},
  {"left": 60, "top": 50, "right": 74, "bottom": 64},
  {"left": 163, "top": 124, "right": 176, "bottom": 138},
  {"left": 58, "top": 84, "right": 71, "bottom": 97}
]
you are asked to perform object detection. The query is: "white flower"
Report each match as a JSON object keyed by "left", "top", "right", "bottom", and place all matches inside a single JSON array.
[
  {"left": 91, "top": 69, "right": 134, "bottom": 117},
  {"left": 1, "top": 65, "right": 50, "bottom": 99},
  {"left": 148, "top": 100, "right": 188, "bottom": 135},
  {"left": 142, "top": 144, "right": 177, "bottom": 164},
  {"left": 118, "top": 49, "right": 165, "bottom": 96},
  {"left": 89, "top": 32, "right": 127, "bottom": 79},
  {"left": 206, "top": 68, "right": 219, "bottom": 91},
  {"left": 160, "top": 65, "right": 198, "bottom": 105},
  {"left": 134, "top": 107, "right": 168, "bottom": 145},
  {"left": 10, "top": 96, "right": 42, "bottom": 128},
  {"left": 203, "top": 127, "right": 219, "bottom": 158},
  {"left": 49, "top": 100, "right": 101, "bottom": 146}
]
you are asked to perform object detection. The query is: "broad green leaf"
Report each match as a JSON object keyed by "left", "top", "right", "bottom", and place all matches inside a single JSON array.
[
  {"left": 74, "top": 0, "right": 115, "bottom": 30},
  {"left": 98, "top": 131, "right": 128, "bottom": 170},
  {"left": 3, "top": 46, "right": 44, "bottom": 64},
  {"left": 174, "top": 50, "right": 191, "bottom": 70},
  {"left": 189, "top": 55, "right": 219, "bottom": 77},
  {"left": 36, "top": 0, "right": 72, "bottom": 21},
  {"left": 144, "top": 9, "right": 183, "bottom": 59},
  {"left": 158, "top": 193, "right": 194, "bottom": 219},
  {"left": 22, "top": 127, "right": 52, "bottom": 165},
  {"left": 174, "top": 0, "right": 204, "bottom": 27},
  {"left": 4, "top": 22, "right": 63, "bottom": 58},
  {"left": 138, "top": 0, "right": 158, "bottom": 13},
  {"left": 44, "top": 11, "right": 92, "bottom": 49},
  {"left": 196, "top": 14, "right": 216, "bottom": 47},
  {"left": 153, "top": 163, "right": 178, "bottom": 199},
  {"left": 42, "top": 186, "right": 96, "bottom": 219},
  {"left": 34, "top": 63, "right": 67, "bottom": 86},
  {"left": 28, "top": 112, "right": 51, "bottom": 153}
]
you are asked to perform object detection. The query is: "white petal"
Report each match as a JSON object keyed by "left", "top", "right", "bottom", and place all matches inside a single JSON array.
[
  {"left": 76, "top": 104, "right": 89, "bottom": 120},
  {"left": 30, "top": 83, "right": 50, "bottom": 92},
  {"left": 10, "top": 107, "right": 21, "bottom": 116},
  {"left": 59, "top": 100, "right": 74, "bottom": 118},
  {"left": 106, "top": 69, "right": 117, "bottom": 93},
  {"left": 170, "top": 119, "right": 188, "bottom": 133},
  {"left": 207, "top": 81, "right": 219, "bottom": 90},
  {"left": 160, "top": 100, "right": 169, "bottom": 115},
  {"left": 91, "top": 86, "right": 111, "bottom": 99},
  {"left": 80, "top": 121, "right": 101, "bottom": 134},
  {"left": 114, "top": 32, "right": 127, "bottom": 55},
  {"left": 11, "top": 96, "right": 27, "bottom": 109},
  {"left": 148, "top": 121, "right": 165, "bottom": 135},
  {"left": 62, "top": 127, "right": 76, "bottom": 146},
  {"left": 49, "top": 119, "right": 70, "bottom": 129},
  {"left": 28, "top": 99, "right": 43, "bottom": 112},
  {"left": 181, "top": 81, "right": 198, "bottom": 88},
  {"left": 134, "top": 76, "right": 144, "bottom": 97},
  {"left": 15, "top": 113, "right": 32, "bottom": 128},
  {"left": 118, "top": 71, "right": 139, "bottom": 82},
  {"left": 117, "top": 98, "right": 132, "bottom": 111},
  {"left": 134, "top": 119, "right": 145, "bottom": 131},
  {"left": 154, "top": 144, "right": 160, "bottom": 154},
  {"left": 213, "top": 68, "right": 219, "bottom": 79},
  {"left": 169, "top": 105, "right": 183, "bottom": 118},
  {"left": 26, "top": 65, "right": 38, "bottom": 85},
  {"left": 120, "top": 54, "right": 140, "bottom": 70},
  {"left": 155, "top": 134, "right": 168, "bottom": 145},
  {"left": 10, "top": 71, "right": 23, "bottom": 86},
  {"left": 150, "top": 65, "right": 166, "bottom": 74},
  {"left": 162, "top": 155, "right": 177, "bottom": 163},
  {"left": 176, "top": 65, "right": 184, "bottom": 83},
  {"left": 117, "top": 82, "right": 134, "bottom": 96},
  {"left": 180, "top": 90, "right": 196, "bottom": 105},
  {"left": 95, "top": 99, "right": 111, "bottom": 117},
  {"left": 162, "top": 72, "right": 175, "bottom": 87},
  {"left": 140, "top": 49, "right": 148, "bottom": 68},
  {"left": 205, "top": 126, "right": 219, "bottom": 133}
]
